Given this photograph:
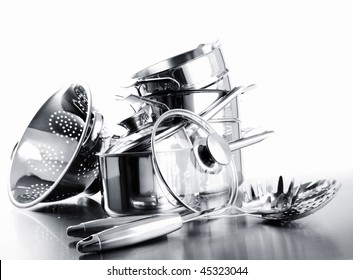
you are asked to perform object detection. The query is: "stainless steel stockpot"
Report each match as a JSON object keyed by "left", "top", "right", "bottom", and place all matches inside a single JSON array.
[{"left": 130, "top": 42, "right": 243, "bottom": 182}]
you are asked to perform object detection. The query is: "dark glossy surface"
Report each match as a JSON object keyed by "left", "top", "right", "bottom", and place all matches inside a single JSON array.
[{"left": 1, "top": 172, "right": 353, "bottom": 260}]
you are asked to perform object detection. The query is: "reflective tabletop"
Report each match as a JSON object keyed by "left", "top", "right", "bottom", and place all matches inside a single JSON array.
[{"left": 1, "top": 172, "right": 352, "bottom": 260}]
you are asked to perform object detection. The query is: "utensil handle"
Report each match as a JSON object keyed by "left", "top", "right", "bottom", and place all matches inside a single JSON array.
[
  {"left": 228, "top": 131, "right": 274, "bottom": 151},
  {"left": 67, "top": 215, "right": 158, "bottom": 238},
  {"left": 77, "top": 214, "right": 183, "bottom": 253}
]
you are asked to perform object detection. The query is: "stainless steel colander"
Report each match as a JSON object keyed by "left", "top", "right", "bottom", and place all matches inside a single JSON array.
[{"left": 9, "top": 83, "right": 105, "bottom": 208}]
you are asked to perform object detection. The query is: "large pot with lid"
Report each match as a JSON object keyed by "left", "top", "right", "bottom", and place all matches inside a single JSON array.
[{"left": 128, "top": 42, "right": 243, "bottom": 182}]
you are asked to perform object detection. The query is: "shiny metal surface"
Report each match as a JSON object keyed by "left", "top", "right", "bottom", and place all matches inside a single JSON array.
[
  {"left": 147, "top": 89, "right": 226, "bottom": 117},
  {"left": 72, "top": 174, "right": 331, "bottom": 248},
  {"left": 118, "top": 109, "right": 151, "bottom": 135},
  {"left": 99, "top": 150, "right": 177, "bottom": 216},
  {"left": 147, "top": 85, "right": 255, "bottom": 182},
  {"left": 132, "top": 42, "right": 226, "bottom": 93},
  {"left": 98, "top": 126, "right": 194, "bottom": 215},
  {"left": 210, "top": 177, "right": 341, "bottom": 221},
  {"left": 110, "top": 87, "right": 248, "bottom": 154},
  {"left": 74, "top": 176, "right": 340, "bottom": 253},
  {"left": 151, "top": 109, "right": 272, "bottom": 214},
  {"left": 97, "top": 87, "right": 250, "bottom": 216},
  {"left": 9, "top": 84, "right": 104, "bottom": 208},
  {"left": 115, "top": 94, "right": 170, "bottom": 117},
  {"left": 99, "top": 109, "right": 270, "bottom": 216},
  {"left": 131, "top": 42, "right": 243, "bottom": 184},
  {"left": 1, "top": 172, "right": 352, "bottom": 260},
  {"left": 77, "top": 214, "right": 183, "bottom": 253},
  {"left": 67, "top": 214, "right": 160, "bottom": 238},
  {"left": 206, "top": 133, "right": 232, "bottom": 165}
]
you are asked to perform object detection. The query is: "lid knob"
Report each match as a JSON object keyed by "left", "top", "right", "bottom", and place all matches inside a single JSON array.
[
  {"left": 195, "top": 133, "right": 231, "bottom": 170},
  {"left": 206, "top": 133, "right": 232, "bottom": 165}
]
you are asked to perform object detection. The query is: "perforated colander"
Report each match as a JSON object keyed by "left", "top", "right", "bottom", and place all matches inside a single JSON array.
[{"left": 9, "top": 84, "right": 104, "bottom": 208}]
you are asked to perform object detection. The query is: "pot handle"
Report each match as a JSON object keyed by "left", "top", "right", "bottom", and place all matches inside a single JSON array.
[
  {"left": 135, "top": 77, "right": 181, "bottom": 94},
  {"left": 119, "top": 77, "right": 181, "bottom": 97},
  {"left": 115, "top": 94, "right": 170, "bottom": 112},
  {"left": 228, "top": 131, "right": 274, "bottom": 151},
  {"left": 200, "top": 84, "right": 256, "bottom": 121},
  {"left": 81, "top": 112, "right": 104, "bottom": 153}
]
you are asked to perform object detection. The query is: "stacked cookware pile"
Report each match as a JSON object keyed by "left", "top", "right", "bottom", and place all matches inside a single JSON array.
[
  {"left": 100, "top": 42, "right": 251, "bottom": 216},
  {"left": 9, "top": 42, "right": 252, "bottom": 214},
  {"left": 9, "top": 42, "right": 340, "bottom": 253}
]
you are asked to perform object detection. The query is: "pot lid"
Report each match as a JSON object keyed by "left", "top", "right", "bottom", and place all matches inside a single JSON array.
[{"left": 150, "top": 109, "right": 238, "bottom": 213}]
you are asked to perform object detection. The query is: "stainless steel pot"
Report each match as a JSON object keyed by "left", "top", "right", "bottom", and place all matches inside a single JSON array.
[
  {"left": 98, "top": 121, "right": 272, "bottom": 216},
  {"left": 99, "top": 150, "right": 179, "bottom": 216},
  {"left": 99, "top": 86, "right": 253, "bottom": 216},
  {"left": 130, "top": 42, "right": 243, "bottom": 182},
  {"left": 99, "top": 118, "right": 239, "bottom": 216},
  {"left": 131, "top": 42, "right": 229, "bottom": 95}
]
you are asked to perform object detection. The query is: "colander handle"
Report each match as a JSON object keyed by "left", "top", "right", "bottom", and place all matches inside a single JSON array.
[{"left": 10, "top": 142, "right": 18, "bottom": 160}]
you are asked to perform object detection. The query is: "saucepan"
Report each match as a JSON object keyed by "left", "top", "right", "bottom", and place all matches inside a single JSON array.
[
  {"left": 99, "top": 128, "right": 272, "bottom": 216},
  {"left": 98, "top": 86, "right": 272, "bottom": 216}
]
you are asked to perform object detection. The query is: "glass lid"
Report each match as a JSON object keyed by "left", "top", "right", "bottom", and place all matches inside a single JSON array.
[{"left": 151, "top": 109, "right": 238, "bottom": 213}]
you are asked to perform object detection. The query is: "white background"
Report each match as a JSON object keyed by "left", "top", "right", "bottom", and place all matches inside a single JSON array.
[{"left": 1, "top": 0, "right": 352, "bottom": 276}]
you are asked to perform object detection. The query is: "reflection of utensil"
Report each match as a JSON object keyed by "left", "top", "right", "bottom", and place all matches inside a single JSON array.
[
  {"left": 9, "top": 84, "right": 107, "bottom": 208},
  {"left": 70, "top": 177, "right": 336, "bottom": 237},
  {"left": 75, "top": 176, "right": 341, "bottom": 253}
]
